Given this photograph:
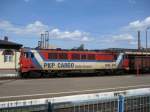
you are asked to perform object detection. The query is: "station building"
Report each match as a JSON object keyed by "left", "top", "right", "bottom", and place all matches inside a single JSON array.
[{"left": 0, "top": 37, "right": 22, "bottom": 77}]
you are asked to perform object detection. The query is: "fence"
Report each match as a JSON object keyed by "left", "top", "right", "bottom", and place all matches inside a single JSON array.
[{"left": 0, "top": 88, "right": 150, "bottom": 112}]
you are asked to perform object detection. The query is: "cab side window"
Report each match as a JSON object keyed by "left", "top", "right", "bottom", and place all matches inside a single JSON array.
[
  {"left": 24, "top": 52, "right": 29, "bottom": 58},
  {"left": 24, "top": 52, "right": 34, "bottom": 58},
  {"left": 31, "top": 53, "right": 34, "bottom": 58}
]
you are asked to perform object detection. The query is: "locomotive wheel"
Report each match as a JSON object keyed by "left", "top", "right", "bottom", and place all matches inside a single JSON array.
[
  {"left": 115, "top": 70, "right": 125, "bottom": 75},
  {"left": 56, "top": 73, "right": 66, "bottom": 77},
  {"left": 142, "top": 67, "right": 149, "bottom": 73},
  {"left": 20, "top": 72, "right": 29, "bottom": 78},
  {"left": 28, "top": 71, "right": 42, "bottom": 78},
  {"left": 41, "top": 73, "right": 52, "bottom": 78},
  {"left": 96, "top": 71, "right": 105, "bottom": 76}
]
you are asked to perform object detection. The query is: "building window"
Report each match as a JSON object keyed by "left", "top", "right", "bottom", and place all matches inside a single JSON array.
[
  {"left": 4, "top": 55, "right": 13, "bottom": 62},
  {"left": 3, "top": 50, "right": 14, "bottom": 62}
]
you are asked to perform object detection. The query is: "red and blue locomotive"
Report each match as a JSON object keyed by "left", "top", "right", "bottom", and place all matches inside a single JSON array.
[{"left": 19, "top": 48, "right": 150, "bottom": 77}]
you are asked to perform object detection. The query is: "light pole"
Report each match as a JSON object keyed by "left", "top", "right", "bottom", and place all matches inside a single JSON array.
[
  {"left": 45, "top": 31, "right": 49, "bottom": 49},
  {"left": 146, "top": 27, "right": 150, "bottom": 52}
]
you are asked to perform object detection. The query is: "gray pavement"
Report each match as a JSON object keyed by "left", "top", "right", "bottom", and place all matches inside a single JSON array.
[{"left": 0, "top": 75, "right": 150, "bottom": 101}]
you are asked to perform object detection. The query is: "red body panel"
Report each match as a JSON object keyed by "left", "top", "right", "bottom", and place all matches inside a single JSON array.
[
  {"left": 38, "top": 50, "right": 115, "bottom": 60},
  {"left": 20, "top": 50, "right": 36, "bottom": 72},
  {"left": 96, "top": 54, "right": 114, "bottom": 61}
]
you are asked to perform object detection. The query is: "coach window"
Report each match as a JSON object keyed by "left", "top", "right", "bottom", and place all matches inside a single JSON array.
[
  {"left": 3, "top": 50, "right": 13, "bottom": 62},
  {"left": 72, "top": 54, "right": 80, "bottom": 60},
  {"left": 88, "top": 54, "right": 95, "bottom": 60},
  {"left": 48, "top": 53, "right": 58, "bottom": 59},
  {"left": 81, "top": 54, "right": 87, "bottom": 60},
  {"left": 59, "top": 53, "right": 67, "bottom": 59}
]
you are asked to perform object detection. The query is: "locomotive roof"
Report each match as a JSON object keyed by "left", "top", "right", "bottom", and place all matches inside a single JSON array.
[
  {"left": 23, "top": 47, "right": 110, "bottom": 52},
  {"left": 23, "top": 47, "right": 150, "bottom": 53},
  {"left": 102, "top": 48, "right": 150, "bottom": 52}
]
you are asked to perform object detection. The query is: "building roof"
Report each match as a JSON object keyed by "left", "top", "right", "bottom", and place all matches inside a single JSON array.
[{"left": 0, "top": 39, "right": 22, "bottom": 50}]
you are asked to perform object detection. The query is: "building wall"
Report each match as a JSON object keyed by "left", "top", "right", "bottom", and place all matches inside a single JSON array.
[{"left": 0, "top": 49, "right": 20, "bottom": 77}]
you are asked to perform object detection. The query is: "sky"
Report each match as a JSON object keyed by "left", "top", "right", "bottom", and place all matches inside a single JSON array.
[{"left": 0, "top": 0, "right": 150, "bottom": 49}]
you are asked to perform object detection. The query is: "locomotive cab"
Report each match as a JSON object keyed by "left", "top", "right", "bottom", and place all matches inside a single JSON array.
[{"left": 20, "top": 49, "right": 35, "bottom": 73}]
